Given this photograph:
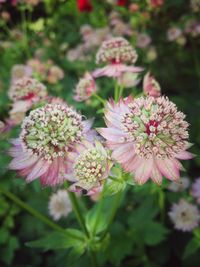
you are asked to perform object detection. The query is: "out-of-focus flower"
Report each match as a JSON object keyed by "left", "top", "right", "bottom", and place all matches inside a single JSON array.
[
  {"left": 99, "top": 96, "right": 193, "bottom": 185},
  {"left": 11, "top": 64, "right": 32, "bottom": 83},
  {"left": 77, "top": 0, "right": 93, "bottom": 12},
  {"left": 67, "top": 141, "right": 112, "bottom": 195},
  {"left": 0, "top": 120, "right": 5, "bottom": 133},
  {"left": 150, "top": 0, "right": 164, "bottom": 8},
  {"left": 167, "top": 27, "right": 182, "bottom": 41},
  {"left": 1, "top": 11, "right": 10, "bottom": 22},
  {"left": 93, "top": 37, "right": 142, "bottom": 78},
  {"left": 48, "top": 190, "right": 72, "bottom": 221},
  {"left": 184, "top": 19, "right": 200, "bottom": 37},
  {"left": 24, "top": 0, "right": 40, "bottom": 5},
  {"left": 27, "top": 58, "right": 46, "bottom": 79},
  {"left": 191, "top": 178, "right": 200, "bottom": 204},
  {"left": 136, "top": 33, "right": 151, "bottom": 48},
  {"left": 146, "top": 46, "right": 157, "bottom": 61},
  {"left": 143, "top": 72, "right": 161, "bottom": 97},
  {"left": 112, "top": 21, "right": 133, "bottom": 37},
  {"left": 117, "top": 0, "right": 127, "bottom": 6},
  {"left": 8, "top": 77, "right": 47, "bottom": 113},
  {"left": 9, "top": 111, "right": 26, "bottom": 126},
  {"left": 176, "top": 36, "right": 186, "bottom": 46},
  {"left": 9, "top": 104, "right": 94, "bottom": 186},
  {"left": 47, "top": 65, "right": 64, "bottom": 84},
  {"left": 168, "top": 199, "right": 200, "bottom": 231},
  {"left": 74, "top": 72, "right": 97, "bottom": 102},
  {"left": 66, "top": 45, "right": 87, "bottom": 62},
  {"left": 167, "top": 177, "right": 190, "bottom": 192},
  {"left": 10, "top": 29, "right": 23, "bottom": 40},
  {"left": 129, "top": 3, "right": 139, "bottom": 12},
  {"left": 117, "top": 72, "right": 140, "bottom": 88},
  {"left": 190, "top": 0, "right": 200, "bottom": 12}
]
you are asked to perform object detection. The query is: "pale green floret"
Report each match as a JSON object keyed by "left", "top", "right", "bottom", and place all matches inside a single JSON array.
[{"left": 20, "top": 104, "right": 83, "bottom": 162}]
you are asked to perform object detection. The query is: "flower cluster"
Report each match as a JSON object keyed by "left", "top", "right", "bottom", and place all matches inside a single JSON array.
[{"left": 99, "top": 96, "right": 192, "bottom": 184}]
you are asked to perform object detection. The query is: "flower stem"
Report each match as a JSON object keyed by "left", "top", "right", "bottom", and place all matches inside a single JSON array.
[
  {"left": 101, "top": 191, "right": 122, "bottom": 240},
  {"left": 93, "top": 93, "right": 106, "bottom": 105},
  {"left": 0, "top": 187, "right": 65, "bottom": 234},
  {"left": 67, "top": 190, "right": 89, "bottom": 237}
]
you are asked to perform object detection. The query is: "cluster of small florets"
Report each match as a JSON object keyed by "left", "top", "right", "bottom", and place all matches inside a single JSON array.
[
  {"left": 9, "top": 77, "right": 47, "bottom": 102},
  {"left": 74, "top": 73, "right": 97, "bottom": 101},
  {"left": 96, "top": 37, "right": 138, "bottom": 65},
  {"left": 121, "top": 96, "right": 189, "bottom": 159},
  {"left": 74, "top": 147, "right": 107, "bottom": 189},
  {"left": 20, "top": 104, "right": 83, "bottom": 162},
  {"left": 190, "top": 0, "right": 200, "bottom": 12}
]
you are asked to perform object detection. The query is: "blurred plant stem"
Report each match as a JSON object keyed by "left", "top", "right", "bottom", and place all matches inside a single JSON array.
[
  {"left": 64, "top": 182, "right": 98, "bottom": 267},
  {"left": 0, "top": 187, "right": 65, "bottom": 233},
  {"left": 100, "top": 190, "right": 123, "bottom": 241},
  {"left": 20, "top": 6, "right": 31, "bottom": 59},
  {"left": 93, "top": 93, "right": 106, "bottom": 105}
]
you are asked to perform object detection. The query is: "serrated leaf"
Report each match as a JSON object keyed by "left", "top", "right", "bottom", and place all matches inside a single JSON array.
[
  {"left": 26, "top": 229, "right": 85, "bottom": 251},
  {"left": 183, "top": 237, "right": 200, "bottom": 259}
]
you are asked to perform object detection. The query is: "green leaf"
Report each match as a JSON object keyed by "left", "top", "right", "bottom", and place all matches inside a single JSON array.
[
  {"left": 86, "top": 205, "right": 107, "bottom": 235},
  {"left": 1, "top": 236, "right": 19, "bottom": 265},
  {"left": 0, "top": 229, "right": 9, "bottom": 244},
  {"left": 105, "top": 178, "right": 126, "bottom": 196},
  {"left": 142, "top": 222, "right": 169, "bottom": 246},
  {"left": 183, "top": 237, "right": 200, "bottom": 259},
  {"left": 26, "top": 229, "right": 86, "bottom": 251}
]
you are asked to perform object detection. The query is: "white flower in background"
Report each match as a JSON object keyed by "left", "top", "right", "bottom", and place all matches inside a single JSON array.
[
  {"left": 167, "top": 177, "right": 190, "bottom": 192},
  {"left": 167, "top": 27, "right": 182, "bottom": 41},
  {"left": 48, "top": 190, "right": 72, "bottom": 221},
  {"left": 136, "top": 33, "right": 151, "bottom": 48},
  {"left": 168, "top": 199, "right": 200, "bottom": 232}
]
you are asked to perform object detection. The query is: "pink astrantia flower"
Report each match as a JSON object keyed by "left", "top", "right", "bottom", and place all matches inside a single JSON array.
[
  {"left": 143, "top": 72, "right": 161, "bottom": 97},
  {"left": 9, "top": 104, "right": 94, "bottom": 186},
  {"left": 8, "top": 77, "right": 48, "bottom": 113},
  {"left": 167, "top": 27, "right": 182, "bottom": 41},
  {"left": 11, "top": 64, "right": 32, "bottom": 83},
  {"left": 168, "top": 199, "right": 200, "bottom": 232},
  {"left": 191, "top": 178, "right": 200, "bottom": 204},
  {"left": 93, "top": 37, "right": 143, "bottom": 78},
  {"left": 98, "top": 96, "right": 193, "bottom": 185},
  {"left": 67, "top": 140, "right": 112, "bottom": 195},
  {"left": 74, "top": 72, "right": 97, "bottom": 102}
]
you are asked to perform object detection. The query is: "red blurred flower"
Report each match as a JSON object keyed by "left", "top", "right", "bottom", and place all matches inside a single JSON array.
[
  {"left": 77, "top": 0, "right": 93, "bottom": 12},
  {"left": 117, "top": 0, "right": 127, "bottom": 6},
  {"left": 150, "top": 0, "right": 164, "bottom": 7}
]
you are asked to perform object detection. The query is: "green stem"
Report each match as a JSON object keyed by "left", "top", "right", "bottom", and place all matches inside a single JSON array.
[
  {"left": 0, "top": 188, "right": 65, "bottom": 234},
  {"left": 114, "top": 80, "right": 119, "bottom": 102},
  {"left": 93, "top": 93, "right": 106, "bottom": 105},
  {"left": 101, "top": 191, "right": 122, "bottom": 240},
  {"left": 67, "top": 190, "right": 89, "bottom": 237}
]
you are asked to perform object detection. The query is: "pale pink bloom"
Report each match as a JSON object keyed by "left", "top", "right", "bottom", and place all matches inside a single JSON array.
[
  {"left": 0, "top": 120, "right": 5, "bottom": 133},
  {"left": 117, "top": 72, "right": 140, "bottom": 88},
  {"left": 47, "top": 65, "right": 64, "bottom": 84},
  {"left": 191, "top": 178, "right": 200, "bottom": 204},
  {"left": 74, "top": 72, "right": 97, "bottom": 102},
  {"left": 136, "top": 33, "right": 151, "bottom": 48},
  {"left": 24, "top": 0, "right": 40, "bottom": 6},
  {"left": 48, "top": 190, "right": 72, "bottom": 221},
  {"left": 143, "top": 72, "right": 161, "bottom": 97},
  {"left": 11, "top": 64, "right": 32, "bottom": 83},
  {"left": 168, "top": 199, "right": 200, "bottom": 232},
  {"left": 93, "top": 37, "right": 143, "bottom": 78},
  {"left": 1, "top": 11, "right": 10, "bottom": 22},
  {"left": 8, "top": 77, "right": 47, "bottom": 113},
  {"left": 9, "top": 104, "right": 94, "bottom": 186},
  {"left": 167, "top": 27, "right": 182, "bottom": 41},
  {"left": 98, "top": 96, "right": 193, "bottom": 185},
  {"left": 150, "top": 0, "right": 164, "bottom": 7},
  {"left": 27, "top": 58, "right": 46, "bottom": 80},
  {"left": 167, "top": 177, "right": 190, "bottom": 192},
  {"left": 67, "top": 140, "right": 112, "bottom": 195}
]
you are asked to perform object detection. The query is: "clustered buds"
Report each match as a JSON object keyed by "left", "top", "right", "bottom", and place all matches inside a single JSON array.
[{"left": 96, "top": 37, "right": 138, "bottom": 65}]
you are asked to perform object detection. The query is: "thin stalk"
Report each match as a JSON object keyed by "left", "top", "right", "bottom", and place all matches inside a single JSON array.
[
  {"left": 114, "top": 81, "right": 119, "bottom": 102},
  {"left": 93, "top": 93, "right": 106, "bottom": 105},
  {"left": 100, "top": 191, "right": 122, "bottom": 241},
  {"left": 0, "top": 188, "right": 65, "bottom": 234}
]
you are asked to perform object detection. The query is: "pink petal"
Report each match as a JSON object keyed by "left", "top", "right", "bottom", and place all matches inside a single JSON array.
[
  {"left": 176, "top": 151, "right": 194, "bottom": 160},
  {"left": 151, "top": 163, "right": 162, "bottom": 184},
  {"left": 98, "top": 127, "right": 125, "bottom": 142},
  {"left": 9, "top": 153, "right": 38, "bottom": 170},
  {"left": 156, "top": 158, "right": 180, "bottom": 181},
  {"left": 112, "top": 143, "right": 135, "bottom": 163},
  {"left": 134, "top": 158, "right": 153, "bottom": 184},
  {"left": 26, "top": 159, "right": 50, "bottom": 182}
]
